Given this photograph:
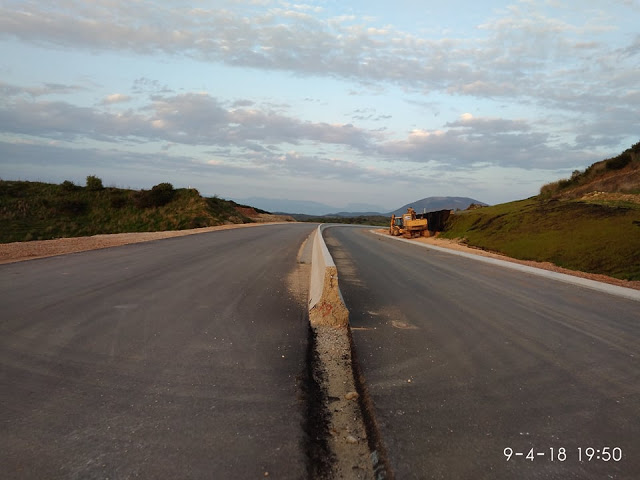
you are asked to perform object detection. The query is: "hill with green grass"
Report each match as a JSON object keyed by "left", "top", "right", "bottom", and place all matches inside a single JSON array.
[
  {"left": 0, "top": 177, "right": 274, "bottom": 243},
  {"left": 440, "top": 142, "right": 640, "bottom": 281}
]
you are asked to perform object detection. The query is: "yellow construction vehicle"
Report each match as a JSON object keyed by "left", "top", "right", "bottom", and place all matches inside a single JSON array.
[{"left": 389, "top": 207, "right": 428, "bottom": 238}]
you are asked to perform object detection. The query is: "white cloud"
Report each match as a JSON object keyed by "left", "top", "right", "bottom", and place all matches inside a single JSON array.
[
  {"left": 101, "top": 93, "right": 131, "bottom": 105},
  {"left": 1, "top": 0, "right": 635, "bottom": 120},
  {"left": 0, "top": 78, "right": 623, "bottom": 176},
  {"left": 0, "top": 81, "right": 84, "bottom": 98},
  {"left": 0, "top": 85, "right": 375, "bottom": 151},
  {"left": 378, "top": 115, "right": 599, "bottom": 170}
]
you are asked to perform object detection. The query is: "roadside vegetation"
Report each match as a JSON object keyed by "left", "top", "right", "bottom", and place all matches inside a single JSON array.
[
  {"left": 539, "top": 142, "right": 639, "bottom": 199},
  {"left": 440, "top": 143, "right": 640, "bottom": 281},
  {"left": 0, "top": 176, "right": 272, "bottom": 243}
]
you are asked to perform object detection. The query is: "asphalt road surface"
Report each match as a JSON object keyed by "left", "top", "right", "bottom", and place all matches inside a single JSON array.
[
  {"left": 1, "top": 223, "right": 315, "bottom": 479},
  {"left": 324, "top": 226, "right": 639, "bottom": 480}
]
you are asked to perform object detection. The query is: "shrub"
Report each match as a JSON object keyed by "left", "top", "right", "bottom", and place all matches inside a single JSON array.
[
  {"left": 86, "top": 175, "right": 104, "bottom": 191},
  {"left": 539, "top": 180, "right": 561, "bottom": 198},
  {"left": 557, "top": 178, "right": 572, "bottom": 189},
  {"left": 606, "top": 152, "right": 632, "bottom": 171},
  {"left": 61, "top": 180, "right": 79, "bottom": 192},
  {"left": 149, "top": 182, "right": 175, "bottom": 206},
  {"left": 133, "top": 183, "right": 175, "bottom": 208}
]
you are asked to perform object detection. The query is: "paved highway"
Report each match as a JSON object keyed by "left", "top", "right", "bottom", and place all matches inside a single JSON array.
[
  {"left": 0, "top": 223, "right": 315, "bottom": 479},
  {"left": 324, "top": 226, "right": 640, "bottom": 480}
]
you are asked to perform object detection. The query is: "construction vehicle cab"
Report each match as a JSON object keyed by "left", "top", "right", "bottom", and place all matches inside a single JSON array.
[{"left": 390, "top": 214, "right": 404, "bottom": 236}]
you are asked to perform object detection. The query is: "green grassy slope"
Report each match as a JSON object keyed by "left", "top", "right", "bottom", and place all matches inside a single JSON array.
[
  {"left": 440, "top": 143, "right": 640, "bottom": 281},
  {"left": 0, "top": 180, "right": 258, "bottom": 243},
  {"left": 440, "top": 198, "right": 640, "bottom": 280}
]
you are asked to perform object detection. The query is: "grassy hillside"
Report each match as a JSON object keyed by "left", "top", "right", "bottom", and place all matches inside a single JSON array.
[
  {"left": 440, "top": 143, "right": 640, "bottom": 281},
  {"left": 0, "top": 178, "right": 268, "bottom": 243},
  {"left": 540, "top": 142, "right": 640, "bottom": 199}
]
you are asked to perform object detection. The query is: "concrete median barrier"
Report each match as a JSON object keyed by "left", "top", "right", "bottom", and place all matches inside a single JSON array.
[
  {"left": 308, "top": 225, "right": 349, "bottom": 327},
  {"left": 305, "top": 225, "right": 391, "bottom": 478}
]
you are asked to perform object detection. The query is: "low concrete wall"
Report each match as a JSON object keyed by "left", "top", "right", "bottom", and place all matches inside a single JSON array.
[{"left": 308, "top": 225, "right": 349, "bottom": 327}]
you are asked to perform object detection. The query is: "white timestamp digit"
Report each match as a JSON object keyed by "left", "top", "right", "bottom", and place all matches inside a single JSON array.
[
  {"left": 504, "top": 447, "right": 513, "bottom": 461},
  {"left": 578, "top": 447, "right": 623, "bottom": 462},
  {"left": 550, "top": 447, "right": 567, "bottom": 461}
]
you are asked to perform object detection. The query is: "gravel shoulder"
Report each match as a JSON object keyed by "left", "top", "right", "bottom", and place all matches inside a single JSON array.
[
  {"left": 0, "top": 222, "right": 289, "bottom": 264},
  {"left": 374, "top": 229, "right": 640, "bottom": 291}
]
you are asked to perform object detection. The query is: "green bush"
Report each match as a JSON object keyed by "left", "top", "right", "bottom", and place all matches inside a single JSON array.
[
  {"left": 86, "top": 175, "right": 104, "bottom": 191},
  {"left": 61, "top": 180, "right": 79, "bottom": 192},
  {"left": 557, "top": 178, "right": 572, "bottom": 189},
  {"left": 132, "top": 183, "right": 175, "bottom": 208},
  {"left": 539, "top": 180, "right": 561, "bottom": 198},
  {"left": 149, "top": 182, "right": 175, "bottom": 206},
  {"left": 606, "top": 152, "right": 632, "bottom": 170}
]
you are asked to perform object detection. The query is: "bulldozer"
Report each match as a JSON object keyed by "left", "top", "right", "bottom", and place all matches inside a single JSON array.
[{"left": 389, "top": 207, "right": 428, "bottom": 238}]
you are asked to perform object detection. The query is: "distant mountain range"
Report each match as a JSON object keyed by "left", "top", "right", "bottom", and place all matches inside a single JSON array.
[
  {"left": 389, "top": 197, "right": 488, "bottom": 216},
  {"left": 236, "top": 196, "right": 486, "bottom": 216}
]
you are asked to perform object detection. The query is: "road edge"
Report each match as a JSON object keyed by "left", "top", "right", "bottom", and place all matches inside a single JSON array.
[
  {"left": 372, "top": 230, "right": 640, "bottom": 302},
  {"left": 0, "top": 222, "right": 291, "bottom": 265}
]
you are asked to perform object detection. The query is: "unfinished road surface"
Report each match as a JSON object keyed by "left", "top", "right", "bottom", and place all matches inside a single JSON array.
[
  {"left": 0, "top": 223, "right": 315, "bottom": 479},
  {"left": 324, "top": 226, "right": 639, "bottom": 480}
]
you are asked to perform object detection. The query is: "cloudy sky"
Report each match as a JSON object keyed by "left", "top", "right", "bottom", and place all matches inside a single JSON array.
[{"left": 1, "top": 0, "right": 638, "bottom": 211}]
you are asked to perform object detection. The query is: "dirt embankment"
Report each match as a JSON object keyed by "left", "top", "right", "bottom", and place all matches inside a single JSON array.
[
  {"left": 579, "top": 191, "right": 640, "bottom": 204},
  {"left": 0, "top": 218, "right": 289, "bottom": 264},
  {"left": 375, "top": 229, "right": 640, "bottom": 291},
  {"left": 235, "top": 206, "right": 296, "bottom": 223}
]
